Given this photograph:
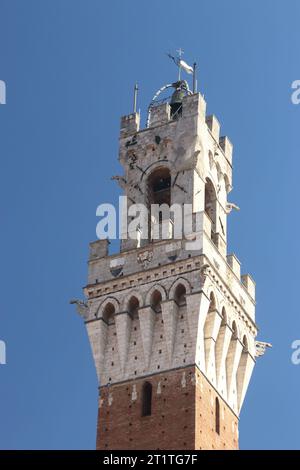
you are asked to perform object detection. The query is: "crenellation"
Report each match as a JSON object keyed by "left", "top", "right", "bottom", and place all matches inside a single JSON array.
[
  {"left": 241, "top": 274, "right": 256, "bottom": 300},
  {"left": 206, "top": 114, "right": 220, "bottom": 141},
  {"left": 219, "top": 136, "right": 233, "bottom": 164},
  {"left": 120, "top": 112, "right": 140, "bottom": 137},
  {"left": 149, "top": 103, "right": 171, "bottom": 127},
  {"left": 89, "top": 239, "right": 110, "bottom": 260},
  {"left": 227, "top": 254, "right": 241, "bottom": 279}
]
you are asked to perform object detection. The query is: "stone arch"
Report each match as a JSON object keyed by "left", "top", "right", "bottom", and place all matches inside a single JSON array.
[
  {"left": 127, "top": 295, "right": 141, "bottom": 319},
  {"left": 96, "top": 296, "right": 120, "bottom": 319},
  {"left": 242, "top": 334, "right": 249, "bottom": 353},
  {"left": 145, "top": 284, "right": 167, "bottom": 306},
  {"left": 216, "top": 162, "right": 222, "bottom": 182},
  {"left": 150, "top": 289, "right": 163, "bottom": 312},
  {"left": 205, "top": 285, "right": 220, "bottom": 312},
  {"left": 208, "top": 291, "right": 217, "bottom": 312},
  {"left": 122, "top": 290, "right": 144, "bottom": 312},
  {"left": 169, "top": 277, "right": 192, "bottom": 301},
  {"left": 174, "top": 283, "right": 187, "bottom": 306},
  {"left": 208, "top": 150, "right": 214, "bottom": 170},
  {"left": 231, "top": 320, "right": 239, "bottom": 340},
  {"left": 223, "top": 173, "right": 232, "bottom": 193},
  {"left": 102, "top": 302, "right": 116, "bottom": 325},
  {"left": 220, "top": 305, "right": 228, "bottom": 325},
  {"left": 147, "top": 166, "right": 171, "bottom": 207},
  {"left": 141, "top": 161, "right": 172, "bottom": 182},
  {"left": 205, "top": 177, "right": 217, "bottom": 235},
  {"left": 141, "top": 164, "right": 172, "bottom": 242}
]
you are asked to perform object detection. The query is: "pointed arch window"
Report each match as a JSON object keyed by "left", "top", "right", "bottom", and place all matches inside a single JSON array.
[
  {"left": 142, "top": 381, "right": 152, "bottom": 417},
  {"left": 147, "top": 167, "right": 171, "bottom": 207},
  {"left": 215, "top": 397, "right": 220, "bottom": 435},
  {"left": 205, "top": 178, "right": 217, "bottom": 244},
  {"left": 102, "top": 302, "right": 116, "bottom": 325},
  {"left": 150, "top": 290, "right": 162, "bottom": 313},
  {"left": 174, "top": 284, "right": 187, "bottom": 306}
]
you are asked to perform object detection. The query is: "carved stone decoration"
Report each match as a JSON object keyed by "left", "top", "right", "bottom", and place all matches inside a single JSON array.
[
  {"left": 111, "top": 175, "right": 128, "bottom": 190},
  {"left": 110, "top": 258, "right": 125, "bottom": 278},
  {"left": 200, "top": 263, "right": 210, "bottom": 287},
  {"left": 70, "top": 299, "right": 89, "bottom": 320},
  {"left": 166, "top": 241, "right": 181, "bottom": 262},
  {"left": 125, "top": 134, "right": 137, "bottom": 147},
  {"left": 137, "top": 250, "right": 153, "bottom": 269},
  {"left": 255, "top": 341, "right": 272, "bottom": 357}
]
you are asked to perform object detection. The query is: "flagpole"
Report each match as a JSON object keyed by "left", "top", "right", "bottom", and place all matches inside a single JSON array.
[
  {"left": 193, "top": 63, "right": 197, "bottom": 93},
  {"left": 133, "top": 83, "right": 138, "bottom": 113},
  {"left": 176, "top": 48, "right": 184, "bottom": 81}
]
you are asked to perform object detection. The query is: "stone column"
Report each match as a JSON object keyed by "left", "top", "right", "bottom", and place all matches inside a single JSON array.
[
  {"left": 138, "top": 306, "right": 156, "bottom": 370},
  {"left": 186, "top": 291, "right": 210, "bottom": 373},
  {"left": 115, "top": 312, "right": 132, "bottom": 377},
  {"left": 161, "top": 300, "right": 179, "bottom": 366},
  {"left": 203, "top": 309, "right": 222, "bottom": 386},
  {"left": 226, "top": 338, "right": 243, "bottom": 412},
  {"left": 86, "top": 318, "right": 108, "bottom": 383},
  {"left": 215, "top": 323, "right": 232, "bottom": 399}
]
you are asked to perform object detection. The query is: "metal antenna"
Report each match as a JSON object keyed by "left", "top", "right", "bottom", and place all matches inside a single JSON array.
[{"left": 133, "top": 83, "right": 138, "bottom": 113}]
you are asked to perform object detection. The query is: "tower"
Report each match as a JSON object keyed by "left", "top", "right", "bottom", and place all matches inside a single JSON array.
[{"left": 76, "top": 72, "right": 259, "bottom": 450}]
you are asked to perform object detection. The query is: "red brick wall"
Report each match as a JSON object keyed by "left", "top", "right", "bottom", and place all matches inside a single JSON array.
[
  {"left": 96, "top": 366, "right": 238, "bottom": 450},
  {"left": 194, "top": 369, "right": 239, "bottom": 450}
]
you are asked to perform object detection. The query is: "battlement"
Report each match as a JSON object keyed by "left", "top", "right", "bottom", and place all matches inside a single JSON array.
[
  {"left": 87, "top": 214, "right": 256, "bottom": 312},
  {"left": 120, "top": 93, "right": 233, "bottom": 166}
]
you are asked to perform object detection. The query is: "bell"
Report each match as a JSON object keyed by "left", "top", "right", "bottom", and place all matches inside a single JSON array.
[
  {"left": 170, "top": 88, "right": 185, "bottom": 105},
  {"left": 170, "top": 88, "right": 185, "bottom": 118}
]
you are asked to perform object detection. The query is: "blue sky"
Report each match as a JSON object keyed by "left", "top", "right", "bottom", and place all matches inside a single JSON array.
[{"left": 0, "top": 0, "right": 299, "bottom": 450}]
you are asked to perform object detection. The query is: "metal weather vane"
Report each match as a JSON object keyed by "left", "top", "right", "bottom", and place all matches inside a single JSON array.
[{"left": 167, "top": 48, "right": 194, "bottom": 81}]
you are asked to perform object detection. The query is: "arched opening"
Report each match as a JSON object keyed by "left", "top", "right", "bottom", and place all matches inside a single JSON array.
[
  {"left": 128, "top": 296, "right": 140, "bottom": 319},
  {"left": 142, "top": 381, "right": 152, "bottom": 417},
  {"left": 221, "top": 307, "right": 227, "bottom": 326},
  {"left": 215, "top": 397, "right": 220, "bottom": 434},
  {"left": 147, "top": 167, "right": 171, "bottom": 208},
  {"left": 205, "top": 178, "right": 217, "bottom": 242},
  {"left": 147, "top": 167, "right": 172, "bottom": 242},
  {"left": 231, "top": 321, "right": 238, "bottom": 340},
  {"left": 223, "top": 174, "right": 231, "bottom": 194},
  {"left": 242, "top": 335, "right": 248, "bottom": 353},
  {"left": 208, "top": 292, "right": 216, "bottom": 312},
  {"left": 102, "top": 302, "right": 116, "bottom": 325},
  {"left": 174, "top": 284, "right": 187, "bottom": 306},
  {"left": 102, "top": 302, "right": 117, "bottom": 381},
  {"left": 150, "top": 290, "right": 162, "bottom": 313}
]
